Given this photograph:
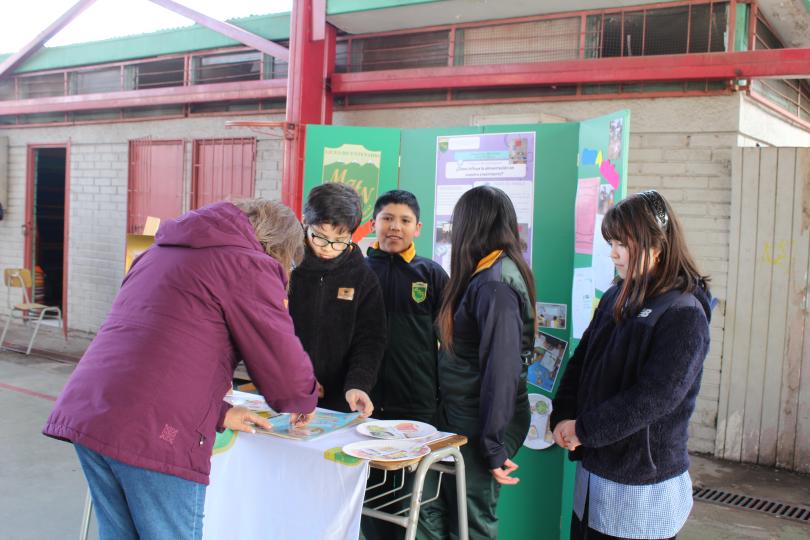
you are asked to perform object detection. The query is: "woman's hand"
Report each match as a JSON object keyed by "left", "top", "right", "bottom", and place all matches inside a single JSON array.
[
  {"left": 289, "top": 410, "right": 316, "bottom": 428},
  {"left": 345, "top": 389, "right": 374, "bottom": 418},
  {"left": 223, "top": 406, "right": 271, "bottom": 434},
  {"left": 552, "top": 419, "right": 581, "bottom": 451},
  {"left": 490, "top": 459, "right": 520, "bottom": 485},
  {"left": 316, "top": 381, "right": 325, "bottom": 398}
]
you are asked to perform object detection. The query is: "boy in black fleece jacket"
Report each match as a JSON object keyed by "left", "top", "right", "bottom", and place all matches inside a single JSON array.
[
  {"left": 362, "top": 190, "right": 449, "bottom": 540},
  {"left": 288, "top": 183, "right": 386, "bottom": 415},
  {"left": 366, "top": 190, "right": 449, "bottom": 423}
]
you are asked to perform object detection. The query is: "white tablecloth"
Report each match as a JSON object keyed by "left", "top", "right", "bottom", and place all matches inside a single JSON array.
[{"left": 203, "top": 426, "right": 371, "bottom": 540}]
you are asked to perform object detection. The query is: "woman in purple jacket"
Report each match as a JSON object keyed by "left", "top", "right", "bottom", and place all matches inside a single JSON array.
[{"left": 43, "top": 200, "right": 319, "bottom": 540}]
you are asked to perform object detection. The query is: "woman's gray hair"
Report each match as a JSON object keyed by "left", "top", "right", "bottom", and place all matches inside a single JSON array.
[{"left": 232, "top": 199, "right": 304, "bottom": 275}]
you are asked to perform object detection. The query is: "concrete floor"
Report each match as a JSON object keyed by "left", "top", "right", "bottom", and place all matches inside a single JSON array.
[{"left": 1, "top": 324, "right": 809, "bottom": 540}]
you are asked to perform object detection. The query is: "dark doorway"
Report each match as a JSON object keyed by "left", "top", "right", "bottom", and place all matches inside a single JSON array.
[{"left": 30, "top": 147, "right": 67, "bottom": 310}]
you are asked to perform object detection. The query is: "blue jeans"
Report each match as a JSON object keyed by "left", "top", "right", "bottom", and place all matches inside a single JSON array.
[{"left": 75, "top": 444, "right": 206, "bottom": 540}]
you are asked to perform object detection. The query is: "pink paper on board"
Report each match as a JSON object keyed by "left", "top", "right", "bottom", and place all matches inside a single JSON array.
[
  {"left": 600, "top": 159, "right": 619, "bottom": 189},
  {"left": 575, "top": 178, "right": 600, "bottom": 254}
]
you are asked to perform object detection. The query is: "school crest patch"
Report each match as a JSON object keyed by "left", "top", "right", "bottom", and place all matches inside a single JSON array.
[{"left": 411, "top": 282, "right": 428, "bottom": 303}]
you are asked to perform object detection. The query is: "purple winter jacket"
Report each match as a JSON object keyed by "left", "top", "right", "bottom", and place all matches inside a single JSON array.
[{"left": 43, "top": 202, "right": 318, "bottom": 484}]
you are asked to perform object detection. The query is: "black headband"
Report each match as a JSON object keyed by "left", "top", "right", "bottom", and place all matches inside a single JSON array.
[{"left": 637, "top": 190, "right": 669, "bottom": 230}]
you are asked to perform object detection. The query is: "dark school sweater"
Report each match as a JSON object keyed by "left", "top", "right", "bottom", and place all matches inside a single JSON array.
[
  {"left": 366, "top": 243, "right": 449, "bottom": 423},
  {"left": 437, "top": 252, "right": 534, "bottom": 469},
  {"left": 551, "top": 281, "right": 712, "bottom": 485},
  {"left": 288, "top": 245, "right": 386, "bottom": 412}
]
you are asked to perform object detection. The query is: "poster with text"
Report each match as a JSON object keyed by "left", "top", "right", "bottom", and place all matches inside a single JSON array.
[
  {"left": 570, "top": 111, "right": 630, "bottom": 344},
  {"left": 432, "top": 132, "right": 536, "bottom": 274}
]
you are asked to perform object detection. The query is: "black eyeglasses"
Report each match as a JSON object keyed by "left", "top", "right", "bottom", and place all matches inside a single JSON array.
[{"left": 307, "top": 228, "right": 351, "bottom": 252}]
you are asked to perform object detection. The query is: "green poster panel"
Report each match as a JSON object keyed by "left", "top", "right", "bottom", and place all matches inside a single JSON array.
[
  {"left": 400, "top": 121, "right": 581, "bottom": 540},
  {"left": 489, "top": 122, "right": 580, "bottom": 540},
  {"left": 302, "top": 124, "right": 400, "bottom": 226},
  {"left": 569, "top": 110, "right": 630, "bottom": 354},
  {"left": 307, "top": 111, "right": 630, "bottom": 539}
]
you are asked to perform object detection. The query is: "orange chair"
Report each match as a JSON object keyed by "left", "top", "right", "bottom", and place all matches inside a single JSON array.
[{"left": 1, "top": 268, "right": 64, "bottom": 355}]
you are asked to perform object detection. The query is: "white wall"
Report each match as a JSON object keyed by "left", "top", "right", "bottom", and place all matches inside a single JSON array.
[{"left": 738, "top": 94, "right": 810, "bottom": 147}]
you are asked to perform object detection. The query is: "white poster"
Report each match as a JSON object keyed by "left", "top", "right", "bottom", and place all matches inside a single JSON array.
[
  {"left": 433, "top": 132, "right": 536, "bottom": 272},
  {"left": 592, "top": 214, "right": 616, "bottom": 292},
  {"left": 572, "top": 267, "right": 595, "bottom": 340}
]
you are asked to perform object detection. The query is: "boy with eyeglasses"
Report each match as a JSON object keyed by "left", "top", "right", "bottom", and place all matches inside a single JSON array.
[{"left": 288, "top": 182, "right": 386, "bottom": 416}]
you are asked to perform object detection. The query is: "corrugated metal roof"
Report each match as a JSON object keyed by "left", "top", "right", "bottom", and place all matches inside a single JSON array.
[{"left": 0, "top": 12, "right": 291, "bottom": 74}]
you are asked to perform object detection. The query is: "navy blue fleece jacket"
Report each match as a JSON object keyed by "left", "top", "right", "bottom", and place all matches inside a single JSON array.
[{"left": 551, "top": 282, "right": 712, "bottom": 485}]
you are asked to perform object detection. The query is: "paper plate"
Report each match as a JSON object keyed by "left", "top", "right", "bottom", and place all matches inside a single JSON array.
[
  {"left": 342, "top": 440, "right": 431, "bottom": 462},
  {"left": 523, "top": 393, "right": 554, "bottom": 450},
  {"left": 356, "top": 420, "right": 438, "bottom": 440}
]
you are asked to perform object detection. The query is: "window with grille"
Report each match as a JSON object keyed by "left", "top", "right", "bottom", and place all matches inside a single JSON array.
[
  {"left": 348, "top": 31, "right": 451, "bottom": 71},
  {"left": 70, "top": 68, "right": 121, "bottom": 94},
  {"left": 18, "top": 73, "right": 65, "bottom": 99},
  {"left": 592, "top": 3, "right": 728, "bottom": 58},
  {"left": 752, "top": 15, "right": 810, "bottom": 122},
  {"left": 0, "top": 80, "right": 14, "bottom": 101},
  {"left": 457, "top": 18, "right": 581, "bottom": 65},
  {"left": 191, "top": 138, "right": 256, "bottom": 209},
  {"left": 128, "top": 139, "right": 185, "bottom": 234},
  {"left": 192, "top": 51, "right": 262, "bottom": 85},
  {"left": 126, "top": 58, "right": 185, "bottom": 90}
]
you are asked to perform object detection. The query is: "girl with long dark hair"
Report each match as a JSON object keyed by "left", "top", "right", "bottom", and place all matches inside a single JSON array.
[
  {"left": 551, "top": 190, "right": 712, "bottom": 540},
  {"left": 418, "top": 185, "right": 535, "bottom": 540}
]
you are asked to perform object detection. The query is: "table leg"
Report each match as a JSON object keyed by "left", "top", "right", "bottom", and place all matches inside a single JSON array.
[
  {"left": 79, "top": 490, "right": 93, "bottom": 540},
  {"left": 404, "top": 446, "right": 467, "bottom": 540},
  {"left": 453, "top": 450, "right": 468, "bottom": 540},
  {"left": 363, "top": 445, "right": 468, "bottom": 540}
]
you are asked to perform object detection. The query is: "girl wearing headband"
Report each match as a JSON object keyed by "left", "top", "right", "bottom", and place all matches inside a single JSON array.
[{"left": 551, "top": 190, "right": 713, "bottom": 540}]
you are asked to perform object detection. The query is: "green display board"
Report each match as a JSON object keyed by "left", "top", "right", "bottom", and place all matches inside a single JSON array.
[
  {"left": 302, "top": 124, "right": 401, "bottom": 232},
  {"left": 400, "top": 123, "right": 581, "bottom": 539},
  {"left": 301, "top": 111, "right": 630, "bottom": 539}
]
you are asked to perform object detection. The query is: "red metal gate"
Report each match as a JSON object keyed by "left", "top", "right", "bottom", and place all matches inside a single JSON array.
[
  {"left": 191, "top": 138, "right": 256, "bottom": 209},
  {"left": 128, "top": 139, "right": 185, "bottom": 234}
]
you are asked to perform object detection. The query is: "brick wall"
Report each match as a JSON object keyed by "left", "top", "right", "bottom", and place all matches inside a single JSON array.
[
  {"left": 626, "top": 131, "right": 734, "bottom": 454},
  {"left": 255, "top": 138, "right": 284, "bottom": 200},
  {"left": 67, "top": 143, "right": 129, "bottom": 332},
  {"left": 0, "top": 114, "right": 285, "bottom": 333},
  {"left": 0, "top": 144, "right": 27, "bottom": 313}
]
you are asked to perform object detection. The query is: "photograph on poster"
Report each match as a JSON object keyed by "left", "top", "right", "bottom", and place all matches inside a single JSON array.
[
  {"left": 536, "top": 302, "right": 567, "bottom": 330},
  {"left": 434, "top": 221, "right": 452, "bottom": 273},
  {"left": 527, "top": 332, "right": 569, "bottom": 392},
  {"left": 508, "top": 136, "right": 529, "bottom": 164},
  {"left": 598, "top": 183, "right": 615, "bottom": 215},
  {"left": 608, "top": 118, "right": 623, "bottom": 160},
  {"left": 518, "top": 223, "right": 530, "bottom": 254}
]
